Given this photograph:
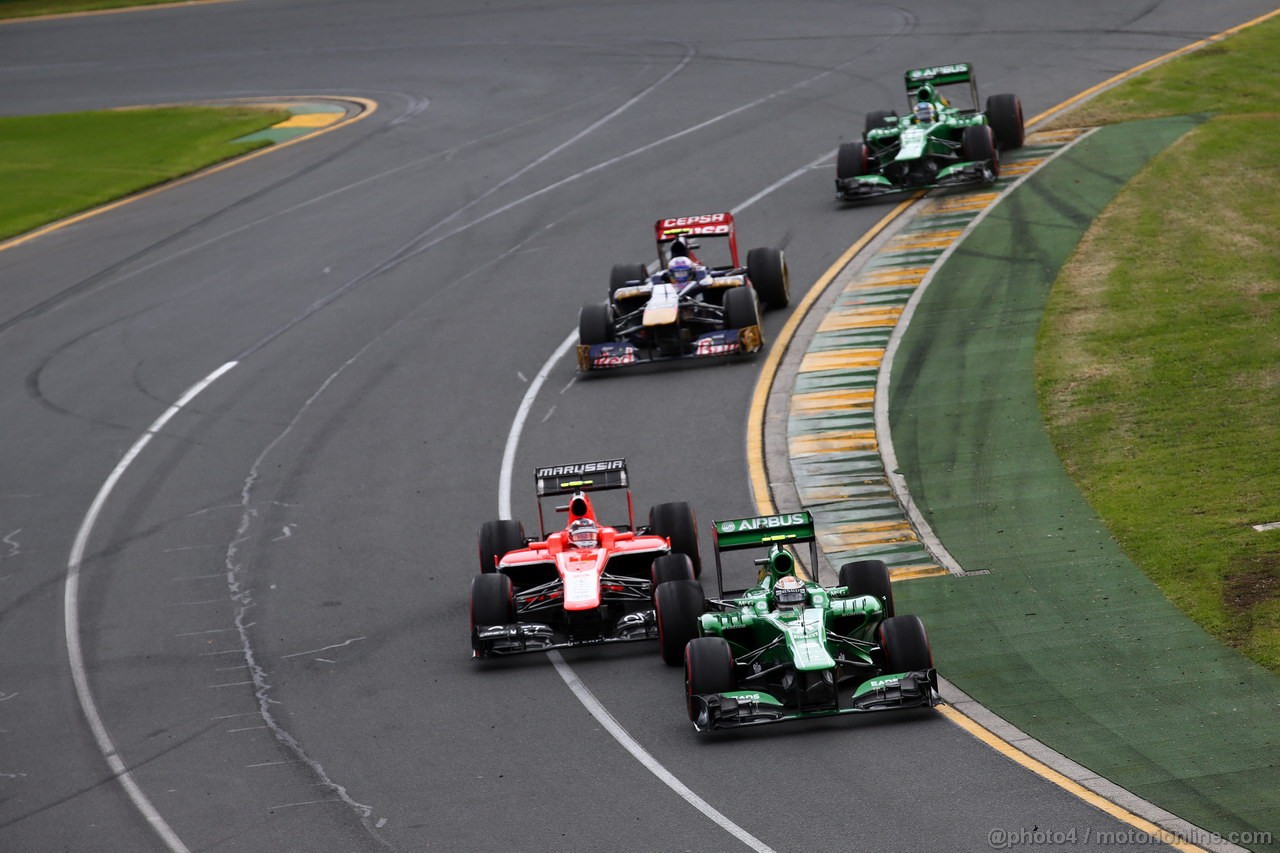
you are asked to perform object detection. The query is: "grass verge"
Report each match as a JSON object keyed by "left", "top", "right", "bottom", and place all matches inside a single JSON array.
[
  {"left": 0, "top": 106, "right": 286, "bottom": 243},
  {"left": 1037, "top": 13, "right": 1280, "bottom": 671},
  {"left": 0, "top": 0, "right": 209, "bottom": 19}
]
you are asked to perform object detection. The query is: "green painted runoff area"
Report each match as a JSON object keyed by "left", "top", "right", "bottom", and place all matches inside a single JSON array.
[{"left": 891, "top": 120, "right": 1280, "bottom": 843}]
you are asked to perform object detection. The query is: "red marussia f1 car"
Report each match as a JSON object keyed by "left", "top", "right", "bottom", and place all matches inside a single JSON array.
[
  {"left": 576, "top": 212, "right": 790, "bottom": 372},
  {"left": 470, "top": 459, "right": 701, "bottom": 658}
]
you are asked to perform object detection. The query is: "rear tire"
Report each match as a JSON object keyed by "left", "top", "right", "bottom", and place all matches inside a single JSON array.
[
  {"left": 722, "top": 285, "right": 760, "bottom": 331},
  {"left": 649, "top": 501, "right": 700, "bottom": 575},
  {"left": 746, "top": 247, "right": 790, "bottom": 310},
  {"left": 863, "top": 109, "right": 897, "bottom": 139},
  {"left": 838, "top": 559, "right": 894, "bottom": 617},
  {"left": 471, "top": 573, "right": 515, "bottom": 652},
  {"left": 984, "top": 93, "right": 1025, "bottom": 151},
  {"left": 578, "top": 302, "right": 614, "bottom": 346},
  {"left": 655, "top": 579, "right": 705, "bottom": 666},
  {"left": 478, "top": 519, "right": 525, "bottom": 574},
  {"left": 651, "top": 553, "right": 695, "bottom": 594},
  {"left": 961, "top": 125, "right": 999, "bottom": 177},
  {"left": 685, "top": 637, "right": 736, "bottom": 721},
  {"left": 879, "top": 614, "right": 933, "bottom": 672},
  {"left": 836, "top": 141, "right": 870, "bottom": 181}
]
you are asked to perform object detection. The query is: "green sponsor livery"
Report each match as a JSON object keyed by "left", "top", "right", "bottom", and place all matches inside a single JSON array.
[{"left": 713, "top": 511, "right": 815, "bottom": 552}]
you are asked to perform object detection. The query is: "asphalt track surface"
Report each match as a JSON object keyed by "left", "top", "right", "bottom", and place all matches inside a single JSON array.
[{"left": 2, "top": 2, "right": 1277, "bottom": 851}]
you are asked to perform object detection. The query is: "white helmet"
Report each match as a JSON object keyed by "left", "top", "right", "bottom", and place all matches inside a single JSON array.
[
  {"left": 914, "top": 101, "right": 935, "bottom": 123},
  {"left": 668, "top": 256, "right": 696, "bottom": 285},
  {"left": 774, "top": 575, "right": 805, "bottom": 608}
]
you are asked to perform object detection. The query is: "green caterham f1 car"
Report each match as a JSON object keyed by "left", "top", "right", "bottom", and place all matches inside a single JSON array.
[
  {"left": 652, "top": 511, "right": 938, "bottom": 732},
  {"left": 835, "top": 62, "right": 1025, "bottom": 202}
]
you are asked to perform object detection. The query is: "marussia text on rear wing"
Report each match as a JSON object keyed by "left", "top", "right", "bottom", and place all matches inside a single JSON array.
[{"left": 535, "top": 459, "right": 629, "bottom": 497}]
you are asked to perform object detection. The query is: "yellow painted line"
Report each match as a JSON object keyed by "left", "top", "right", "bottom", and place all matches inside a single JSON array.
[
  {"left": 821, "top": 521, "right": 918, "bottom": 548},
  {"left": 789, "top": 430, "right": 877, "bottom": 456},
  {"left": 0, "top": 96, "right": 378, "bottom": 255},
  {"left": 937, "top": 707, "right": 1205, "bottom": 852},
  {"left": 1000, "top": 160, "right": 1044, "bottom": 176},
  {"left": 889, "top": 565, "right": 948, "bottom": 581},
  {"left": 929, "top": 192, "right": 1000, "bottom": 213},
  {"left": 887, "top": 230, "right": 962, "bottom": 251},
  {"left": 797, "top": 485, "right": 860, "bottom": 502},
  {"left": 791, "top": 388, "right": 875, "bottom": 413},
  {"left": 0, "top": 0, "right": 241, "bottom": 25},
  {"left": 817, "top": 307, "right": 903, "bottom": 332},
  {"left": 798, "top": 348, "right": 883, "bottom": 373},
  {"left": 272, "top": 113, "right": 342, "bottom": 129},
  {"left": 858, "top": 267, "right": 931, "bottom": 286},
  {"left": 1026, "top": 129, "right": 1087, "bottom": 145}
]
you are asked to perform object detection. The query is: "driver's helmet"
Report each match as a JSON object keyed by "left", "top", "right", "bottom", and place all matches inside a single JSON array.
[
  {"left": 567, "top": 518, "right": 600, "bottom": 548},
  {"left": 667, "top": 255, "right": 696, "bottom": 285},
  {"left": 914, "top": 101, "right": 935, "bottom": 123},
  {"left": 774, "top": 575, "right": 806, "bottom": 609}
]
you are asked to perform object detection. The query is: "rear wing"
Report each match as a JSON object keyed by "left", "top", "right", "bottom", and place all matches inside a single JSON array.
[
  {"left": 653, "top": 212, "right": 739, "bottom": 267},
  {"left": 535, "top": 459, "right": 629, "bottom": 497},
  {"left": 534, "top": 459, "right": 633, "bottom": 536},
  {"left": 710, "top": 511, "right": 820, "bottom": 598},
  {"left": 904, "top": 63, "right": 979, "bottom": 112}
]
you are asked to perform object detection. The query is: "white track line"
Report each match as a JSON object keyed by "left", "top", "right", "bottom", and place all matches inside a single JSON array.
[
  {"left": 548, "top": 652, "right": 776, "bottom": 853},
  {"left": 65, "top": 360, "right": 237, "bottom": 853},
  {"left": 496, "top": 139, "right": 825, "bottom": 853}
]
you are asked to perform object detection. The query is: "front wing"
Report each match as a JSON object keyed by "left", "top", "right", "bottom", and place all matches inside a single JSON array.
[
  {"left": 835, "top": 160, "right": 996, "bottom": 201},
  {"left": 689, "top": 668, "right": 938, "bottom": 732},
  {"left": 577, "top": 326, "right": 763, "bottom": 372},
  {"left": 472, "top": 610, "right": 658, "bottom": 659}
]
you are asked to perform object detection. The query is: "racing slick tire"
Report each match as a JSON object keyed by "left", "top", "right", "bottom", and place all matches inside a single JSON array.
[
  {"left": 609, "top": 263, "right": 650, "bottom": 310},
  {"left": 863, "top": 109, "right": 898, "bottom": 140},
  {"left": 961, "top": 125, "right": 999, "bottom": 177},
  {"left": 984, "top": 93, "right": 1025, "bottom": 151},
  {"left": 578, "top": 302, "right": 615, "bottom": 346},
  {"left": 878, "top": 615, "right": 934, "bottom": 673},
  {"left": 685, "top": 637, "right": 737, "bottom": 721},
  {"left": 479, "top": 519, "right": 526, "bottom": 574},
  {"left": 746, "top": 246, "right": 790, "bottom": 310},
  {"left": 838, "top": 559, "right": 895, "bottom": 617},
  {"left": 722, "top": 285, "right": 760, "bottom": 331},
  {"left": 471, "top": 573, "right": 515, "bottom": 654},
  {"left": 649, "top": 501, "right": 701, "bottom": 575},
  {"left": 651, "top": 553, "right": 696, "bottom": 601},
  {"left": 836, "top": 141, "right": 870, "bottom": 182},
  {"left": 655, "top": 579, "right": 705, "bottom": 666}
]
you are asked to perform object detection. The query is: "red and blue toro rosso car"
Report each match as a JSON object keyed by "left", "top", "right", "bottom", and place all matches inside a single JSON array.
[
  {"left": 576, "top": 212, "right": 790, "bottom": 372},
  {"left": 470, "top": 458, "right": 701, "bottom": 658}
]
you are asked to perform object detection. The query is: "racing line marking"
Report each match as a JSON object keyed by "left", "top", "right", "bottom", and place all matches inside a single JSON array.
[{"left": 548, "top": 652, "right": 777, "bottom": 853}]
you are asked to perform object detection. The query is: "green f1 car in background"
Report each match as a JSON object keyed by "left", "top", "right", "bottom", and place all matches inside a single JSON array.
[
  {"left": 652, "top": 511, "right": 938, "bottom": 732},
  {"left": 835, "top": 63, "right": 1025, "bottom": 202}
]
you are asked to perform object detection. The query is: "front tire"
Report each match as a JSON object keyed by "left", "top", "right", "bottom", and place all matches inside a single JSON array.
[
  {"left": 746, "top": 246, "right": 790, "bottom": 310},
  {"left": 863, "top": 109, "right": 897, "bottom": 140},
  {"left": 578, "top": 302, "right": 614, "bottom": 346},
  {"left": 471, "top": 573, "right": 515, "bottom": 653},
  {"left": 838, "top": 559, "right": 894, "bottom": 617},
  {"left": 836, "top": 141, "right": 870, "bottom": 181},
  {"left": 878, "top": 614, "right": 933, "bottom": 672},
  {"left": 722, "top": 285, "right": 760, "bottom": 331},
  {"left": 685, "top": 637, "right": 736, "bottom": 721},
  {"left": 655, "top": 579, "right": 704, "bottom": 666},
  {"left": 478, "top": 519, "right": 525, "bottom": 574},
  {"left": 649, "top": 501, "right": 700, "bottom": 575},
  {"left": 961, "top": 124, "right": 999, "bottom": 177},
  {"left": 985, "top": 93, "right": 1025, "bottom": 151}
]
